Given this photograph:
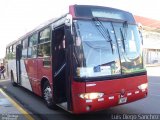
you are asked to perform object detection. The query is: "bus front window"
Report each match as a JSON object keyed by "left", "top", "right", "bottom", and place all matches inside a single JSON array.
[
  {"left": 73, "top": 20, "right": 145, "bottom": 78},
  {"left": 113, "top": 23, "right": 144, "bottom": 74},
  {"left": 73, "top": 20, "right": 120, "bottom": 78}
]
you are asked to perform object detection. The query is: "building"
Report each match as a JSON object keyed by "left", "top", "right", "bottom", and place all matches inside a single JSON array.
[{"left": 134, "top": 15, "right": 160, "bottom": 66}]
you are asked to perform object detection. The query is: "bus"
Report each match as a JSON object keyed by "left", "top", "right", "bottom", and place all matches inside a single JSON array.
[{"left": 6, "top": 5, "right": 148, "bottom": 114}]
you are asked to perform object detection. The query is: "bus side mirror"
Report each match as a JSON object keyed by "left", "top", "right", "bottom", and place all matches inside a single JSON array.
[
  {"left": 139, "top": 31, "right": 143, "bottom": 45},
  {"left": 137, "top": 23, "right": 143, "bottom": 45},
  {"left": 65, "top": 14, "right": 72, "bottom": 27}
]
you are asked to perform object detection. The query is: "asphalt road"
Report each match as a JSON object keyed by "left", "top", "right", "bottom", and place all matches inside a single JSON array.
[{"left": 0, "top": 67, "right": 160, "bottom": 120}]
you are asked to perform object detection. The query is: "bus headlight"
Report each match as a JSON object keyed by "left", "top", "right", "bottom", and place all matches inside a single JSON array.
[
  {"left": 138, "top": 83, "right": 148, "bottom": 90},
  {"left": 79, "top": 92, "right": 104, "bottom": 100}
]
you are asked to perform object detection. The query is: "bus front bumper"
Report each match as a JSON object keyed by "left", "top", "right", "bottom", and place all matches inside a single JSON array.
[{"left": 72, "top": 89, "right": 147, "bottom": 114}]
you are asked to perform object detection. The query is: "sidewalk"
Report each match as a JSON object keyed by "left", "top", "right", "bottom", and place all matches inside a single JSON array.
[
  {"left": 0, "top": 88, "right": 34, "bottom": 120},
  {"left": 146, "top": 66, "right": 160, "bottom": 76}
]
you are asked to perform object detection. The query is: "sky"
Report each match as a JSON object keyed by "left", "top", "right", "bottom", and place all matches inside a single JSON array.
[{"left": 0, "top": 0, "right": 160, "bottom": 58}]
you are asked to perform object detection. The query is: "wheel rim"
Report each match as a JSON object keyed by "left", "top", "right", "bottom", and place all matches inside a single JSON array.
[{"left": 44, "top": 86, "right": 52, "bottom": 104}]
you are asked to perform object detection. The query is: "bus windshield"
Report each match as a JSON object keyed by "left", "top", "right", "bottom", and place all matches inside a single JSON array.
[
  {"left": 113, "top": 22, "right": 143, "bottom": 74},
  {"left": 73, "top": 19, "right": 144, "bottom": 78}
]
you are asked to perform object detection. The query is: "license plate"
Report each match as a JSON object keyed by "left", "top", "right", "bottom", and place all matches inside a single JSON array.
[{"left": 119, "top": 97, "right": 127, "bottom": 104}]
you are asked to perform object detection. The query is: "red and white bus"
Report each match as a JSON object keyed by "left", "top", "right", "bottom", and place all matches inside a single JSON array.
[{"left": 6, "top": 5, "right": 148, "bottom": 114}]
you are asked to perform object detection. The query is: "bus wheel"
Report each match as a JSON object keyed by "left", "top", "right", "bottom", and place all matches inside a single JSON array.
[
  {"left": 11, "top": 72, "right": 17, "bottom": 86},
  {"left": 43, "top": 81, "right": 58, "bottom": 110}
]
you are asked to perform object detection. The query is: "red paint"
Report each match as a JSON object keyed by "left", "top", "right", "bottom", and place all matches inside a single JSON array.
[
  {"left": 71, "top": 75, "right": 148, "bottom": 114},
  {"left": 25, "top": 58, "right": 52, "bottom": 96},
  {"left": 25, "top": 59, "right": 38, "bottom": 94},
  {"left": 69, "top": 5, "right": 76, "bottom": 18}
]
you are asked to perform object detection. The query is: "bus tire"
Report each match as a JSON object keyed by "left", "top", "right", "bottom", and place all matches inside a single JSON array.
[
  {"left": 11, "top": 72, "right": 17, "bottom": 86},
  {"left": 43, "top": 81, "right": 58, "bottom": 110}
]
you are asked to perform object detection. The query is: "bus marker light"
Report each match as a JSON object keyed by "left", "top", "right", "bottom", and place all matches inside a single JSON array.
[
  {"left": 86, "top": 100, "right": 92, "bottom": 103},
  {"left": 108, "top": 96, "right": 114, "bottom": 100},
  {"left": 127, "top": 93, "right": 132, "bottom": 96},
  {"left": 135, "top": 91, "right": 139, "bottom": 94},
  {"left": 98, "top": 98, "right": 104, "bottom": 101},
  {"left": 86, "top": 84, "right": 96, "bottom": 87}
]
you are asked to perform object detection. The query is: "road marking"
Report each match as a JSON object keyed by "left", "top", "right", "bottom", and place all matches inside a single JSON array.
[{"left": 0, "top": 88, "right": 34, "bottom": 120}]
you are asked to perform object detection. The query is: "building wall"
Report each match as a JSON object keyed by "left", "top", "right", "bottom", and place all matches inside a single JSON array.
[{"left": 142, "top": 30, "right": 160, "bottom": 65}]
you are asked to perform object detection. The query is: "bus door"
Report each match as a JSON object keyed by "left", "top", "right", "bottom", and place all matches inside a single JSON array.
[
  {"left": 16, "top": 44, "right": 22, "bottom": 85},
  {"left": 52, "top": 25, "right": 72, "bottom": 110}
]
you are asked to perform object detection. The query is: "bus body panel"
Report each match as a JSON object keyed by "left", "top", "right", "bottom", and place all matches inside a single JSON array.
[
  {"left": 37, "top": 58, "right": 53, "bottom": 96},
  {"left": 71, "top": 81, "right": 86, "bottom": 112},
  {"left": 8, "top": 59, "right": 17, "bottom": 82},
  {"left": 25, "top": 58, "right": 38, "bottom": 94},
  {"left": 85, "top": 75, "right": 147, "bottom": 94},
  {"left": 21, "top": 58, "right": 52, "bottom": 96},
  {"left": 20, "top": 59, "right": 32, "bottom": 91},
  {"left": 72, "top": 75, "right": 147, "bottom": 114}
]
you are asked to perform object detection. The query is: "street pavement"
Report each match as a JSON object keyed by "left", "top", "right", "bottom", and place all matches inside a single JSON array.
[{"left": 0, "top": 86, "right": 34, "bottom": 120}]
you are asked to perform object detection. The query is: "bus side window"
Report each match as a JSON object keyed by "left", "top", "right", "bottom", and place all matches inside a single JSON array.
[
  {"left": 38, "top": 43, "right": 51, "bottom": 57},
  {"left": 6, "top": 47, "right": 10, "bottom": 59},
  {"left": 12, "top": 44, "right": 16, "bottom": 59},
  {"left": 28, "top": 33, "right": 38, "bottom": 58},
  {"left": 38, "top": 27, "right": 51, "bottom": 58},
  {"left": 22, "top": 38, "right": 28, "bottom": 59}
]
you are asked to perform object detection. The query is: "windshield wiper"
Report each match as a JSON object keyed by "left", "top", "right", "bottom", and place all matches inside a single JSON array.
[
  {"left": 92, "top": 17, "right": 114, "bottom": 54},
  {"left": 120, "top": 28, "right": 126, "bottom": 51},
  {"left": 120, "top": 21, "right": 128, "bottom": 52}
]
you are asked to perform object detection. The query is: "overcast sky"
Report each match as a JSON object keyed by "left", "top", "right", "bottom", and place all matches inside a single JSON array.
[{"left": 0, "top": 0, "right": 160, "bottom": 58}]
